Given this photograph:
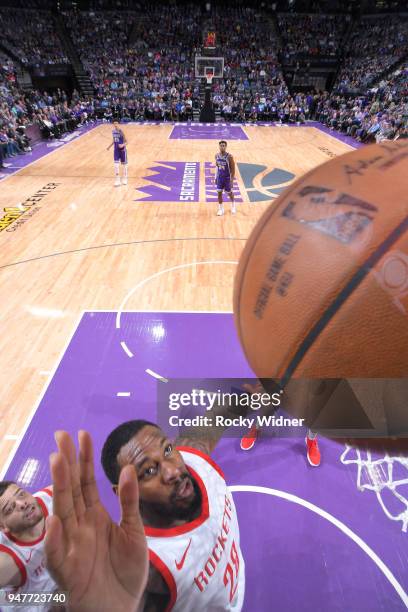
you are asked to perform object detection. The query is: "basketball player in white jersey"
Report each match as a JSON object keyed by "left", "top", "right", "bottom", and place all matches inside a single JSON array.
[
  {"left": 102, "top": 420, "right": 245, "bottom": 611},
  {"left": 44, "top": 412, "right": 245, "bottom": 611},
  {"left": 0, "top": 482, "right": 56, "bottom": 611}
]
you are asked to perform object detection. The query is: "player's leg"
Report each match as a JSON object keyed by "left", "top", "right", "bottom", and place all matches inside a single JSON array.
[
  {"left": 113, "top": 144, "right": 121, "bottom": 186},
  {"left": 121, "top": 149, "right": 128, "bottom": 185},
  {"left": 228, "top": 185, "right": 236, "bottom": 214},
  {"left": 215, "top": 172, "right": 226, "bottom": 216},
  {"left": 223, "top": 175, "right": 235, "bottom": 214},
  {"left": 305, "top": 429, "right": 321, "bottom": 467},
  {"left": 240, "top": 379, "right": 281, "bottom": 451},
  {"left": 114, "top": 161, "right": 121, "bottom": 187},
  {"left": 122, "top": 164, "right": 128, "bottom": 185},
  {"left": 217, "top": 188, "right": 224, "bottom": 216},
  {"left": 240, "top": 401, "right": 279, "bottom": 450},
  {"left": 240, "top": 420, "right": 260, "bottom": 451}
]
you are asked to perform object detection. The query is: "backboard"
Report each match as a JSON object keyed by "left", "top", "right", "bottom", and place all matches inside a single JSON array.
[{"left": 195, "top": 56, "right": 224, "bottom": 79}]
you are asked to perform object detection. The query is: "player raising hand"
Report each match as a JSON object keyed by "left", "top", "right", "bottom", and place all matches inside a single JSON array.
[{"left": 44, "top": 430, "right": 148, "bottom": 612}]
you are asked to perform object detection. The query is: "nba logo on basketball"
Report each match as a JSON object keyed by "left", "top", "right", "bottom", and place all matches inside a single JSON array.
[{"left": 374, "top": 250, "right": 408, "bottom": 316}]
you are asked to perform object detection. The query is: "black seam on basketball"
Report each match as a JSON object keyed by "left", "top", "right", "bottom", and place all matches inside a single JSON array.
[{"left": 281, "top": 214, "right": 408, "bottom": 385}]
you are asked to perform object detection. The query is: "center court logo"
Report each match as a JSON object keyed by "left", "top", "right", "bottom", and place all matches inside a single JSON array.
[
  {"left": 135, "top": 162, "right": 199, "bottom": 202},
  {"left": 237, "top": 163, "right": 295, "bottom": 202},
  {"left": 135, "top": 161, "right": 295, "bottom": 203}
]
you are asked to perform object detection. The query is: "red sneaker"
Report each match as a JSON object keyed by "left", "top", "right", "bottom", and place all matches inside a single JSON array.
[
  {"left": 306, "top": 435, "right": 321, "bottom": 467},
  {"left": 240, "top": 426, "right": 259, "bottom": 451}
]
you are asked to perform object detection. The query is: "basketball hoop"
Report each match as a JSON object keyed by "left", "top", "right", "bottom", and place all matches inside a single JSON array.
[{"left": 194, "top": 56, "right": 224, "bottom": 81}]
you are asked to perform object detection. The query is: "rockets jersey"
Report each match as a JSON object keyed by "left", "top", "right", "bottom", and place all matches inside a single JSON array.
[
  {"left": 215, "top": 153, "right": 232, "bottom": 180},
  {"left": 112, "top": 128, "right": 126, "bottom": 151},
  {"left": 0, "top": 488, "right": 56, "bottom": 612},
  {"left": 146, "top": 448, "right": 245, "bottom": 612}
]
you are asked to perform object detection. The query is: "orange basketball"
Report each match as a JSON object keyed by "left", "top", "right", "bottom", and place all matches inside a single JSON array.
[{"left": 234, "top": 141, "right": 408, "bottom": 385}]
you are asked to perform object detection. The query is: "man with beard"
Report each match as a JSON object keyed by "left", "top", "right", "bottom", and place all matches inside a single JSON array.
[
  {"left": 0, "top": 482, "right": 56, "bottom": 609},
  {"left": 44, "top": 414, "right": 244, "bottom": 611},
  {"left": 102, "top": 420, "right": 244, "bottom": 611}
]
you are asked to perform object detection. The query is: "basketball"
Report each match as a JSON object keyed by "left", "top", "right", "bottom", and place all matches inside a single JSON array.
[{"left": 234, "top": 141, "right": 408, "bottom": 401}]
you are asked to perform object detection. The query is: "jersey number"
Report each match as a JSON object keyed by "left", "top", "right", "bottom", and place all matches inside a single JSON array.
[{"left": 223, "top": 540, "right": 240, "bottom": 603}]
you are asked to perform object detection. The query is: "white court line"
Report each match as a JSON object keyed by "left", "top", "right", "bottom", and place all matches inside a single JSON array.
[
  {"left": 86, "top": 309, "right": 232, "bottom": 313},
  {"left": 0, "top": 312, "right": 84, "bottom": 480},
  {"left": 115, "top": 260, "right": 238, "bottom": 330},
  {"left": 39, "top": 370, "right": 51, "bottom": 376},
  {"left": 145, "top": 369, "right": 168, "bottom": 383},
  {"left": 230, "top": 485, "right": 408, "bottom": 608},
  {"left": 120, "top": 341, "right": 134, "bottom": 358},
  {"left": 117, "top": 392, "right": 131, "bottom": 397},
  {"left": 309, "top": 125, "right": 357, "bottom": 150}
]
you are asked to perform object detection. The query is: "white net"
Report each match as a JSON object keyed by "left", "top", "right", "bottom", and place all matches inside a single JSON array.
[
  {"left": 340, "top": 445, "right": 408, "bottom": 533},
  {"left": 194, "top": 56, "right": 224, "bottom": 79}
]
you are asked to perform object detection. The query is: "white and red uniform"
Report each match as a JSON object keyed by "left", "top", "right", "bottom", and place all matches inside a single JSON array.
[
  {"left": 0, "top": 488, "right": 56, "bottom": 611},
  {"left": 146, "top": 448, "right": 245, "bottom": 612}
]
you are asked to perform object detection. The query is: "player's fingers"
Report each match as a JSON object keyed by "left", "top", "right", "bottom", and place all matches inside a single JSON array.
[
  {"left": 50, "top": 451, "right": 78, "bottom": 538},
  {"left": 78, "top": 430, "right": 100, "bottom": 509},
  {"left": 118, "top": 465, "right": 146, "bottom": 539},
  {"left": 44, "top": 514, "right": 66, "bottom": 582},
  {"left": 55, "top": 431, "right": 86, "bottom": 523}
]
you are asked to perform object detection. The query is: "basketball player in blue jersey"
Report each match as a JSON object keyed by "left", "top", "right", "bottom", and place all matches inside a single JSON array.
[
  {"left": 107, "top": 120, "right": 128, "bottom": 187},
  {"left": 215, "top": 140, "right": 236, "bottom": 216}
]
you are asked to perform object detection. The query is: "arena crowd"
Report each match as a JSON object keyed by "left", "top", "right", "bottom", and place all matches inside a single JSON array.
[{"left": 0, "top": 6, "right": 406, "bottom": 167}]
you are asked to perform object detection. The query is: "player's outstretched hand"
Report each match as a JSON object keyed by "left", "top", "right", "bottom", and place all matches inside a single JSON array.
[{"left": 45, "top": 431, "right": 148, "bottom": 612}]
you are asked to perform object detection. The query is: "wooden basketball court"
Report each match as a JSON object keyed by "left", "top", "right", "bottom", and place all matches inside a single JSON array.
[
  {"left": 3, "top": 124, "right": 408, "bottom": 611},
  {"left": 0, "top": 123, "right": 354, "bottom": 470}
]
